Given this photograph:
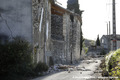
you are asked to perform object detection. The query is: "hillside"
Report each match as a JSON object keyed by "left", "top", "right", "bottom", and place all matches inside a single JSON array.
[{"left": 84, "top": 39, "right": 95, "bottom": 47}]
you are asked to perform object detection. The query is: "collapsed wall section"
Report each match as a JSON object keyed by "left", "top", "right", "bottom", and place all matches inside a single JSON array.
[{"left": 51, "top": 14, "right": 66, "bottom": 64}]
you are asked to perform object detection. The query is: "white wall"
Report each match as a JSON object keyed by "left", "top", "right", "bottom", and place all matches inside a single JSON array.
[{"left": 101, "top": 36, "right": 108, "bottom": 49}]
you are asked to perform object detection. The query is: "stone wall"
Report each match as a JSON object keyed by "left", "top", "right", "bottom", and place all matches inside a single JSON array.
[
  {"left": 51, "top": 14, "right": 64, "bottom": 40},
  {"left": 32, "top": 0, "right": 44, "bottom": 63},
  {"left": 51, "top": 11, "right": 81, "bottom": 64},
  {"left": 74, "top": 17, "right": 81, "bottom": 62},
  {"left": 51, "top": 40, "right": 66, "bottom": 64},
  {"left": 0, "top": 0, "right": 82, "bottom": 65},
  {"left": 63, "top": 13, "right": 71, "bottom": 64},
  {"left": 0, "top": 0, "right": 52, "bottom": 65},
  {"left": 32, "top": 1, "right": 82, "bottom": 65},
  {"left": 69, "top": 15, "right": 81, "bottom": 63},
  {"left": 51, "top": 14, "right": 65, "bottom": 64},
  {"left": 32, "top": 0, "right": 52, "bottom": 64}
]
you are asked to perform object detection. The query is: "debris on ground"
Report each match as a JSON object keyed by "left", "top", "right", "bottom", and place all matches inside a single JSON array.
[
  {"left": 81, "top": 60, "right": 98, "bottom": 64},
  {"left": 45, "top": 64, "right": 76, "bottom": 74},
  {"left": 44, "top": 62, "right": 95, "bottom": 75},
  {"left": 31, "top": 52, "right": 104, "bottom": 80}
]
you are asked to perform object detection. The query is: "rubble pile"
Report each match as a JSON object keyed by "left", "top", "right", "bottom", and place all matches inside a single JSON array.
[
  {"left": 45, "top": 64, "right": 75, "bottom": 74},
  {"left": 44, "top": 64, "right": 93, "bottom": 75},
  {"left": 81, "top": 60, "right": 98, "bottom": 64}
]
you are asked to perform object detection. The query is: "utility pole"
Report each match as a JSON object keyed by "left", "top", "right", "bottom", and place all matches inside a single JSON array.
[
  {"left": 109, "top": 21, "right": 111, "bottom": 51},
  {"left": 107, "top": 22, "right": 108, "bottom": 36},
  {"left": 109, "top": 21, "right": 111, "bottom": 36},
  {"left": 107, "top": 22, "right": 109, "bottom": 51},
  {"left": 112, "top": 0, "right": 117, "bottom": 50}
]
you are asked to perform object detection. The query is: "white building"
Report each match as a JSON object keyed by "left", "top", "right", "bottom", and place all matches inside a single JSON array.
[{"left": 101, "top": 35, "right": 120, "bottom": 51}]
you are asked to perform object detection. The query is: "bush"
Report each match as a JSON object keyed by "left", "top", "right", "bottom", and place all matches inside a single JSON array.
[
  {"left": 100, "top": 59, "right": 109, "bottom": 76},
  {"left": 108, "top": 49, "right": 120, "bottom": 78},
  {"left": 34, "top": 62, "right": 48, "bottom": 74},
  {"left": 0, "top": 37, "right": 33, "bottom": 80},
  {"left": 84, "top": 47, "right": 88, "bottom": 54},
  {"left": 101, "top": 49, "right": 120, "bottom": 79}
]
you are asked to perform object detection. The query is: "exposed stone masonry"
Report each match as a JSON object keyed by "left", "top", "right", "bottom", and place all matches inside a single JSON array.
[
  {"left": 0, "top": 0, "right": 83, "bottom": 66},
  {"left": 32, "top": 0, "right": 82, "bottom": 65},
  {"left": 32, "top": 0, "right": 51, "bottom": 63},
  {"left": 51, "top": 14, "right": 64, "bottom": 40}
]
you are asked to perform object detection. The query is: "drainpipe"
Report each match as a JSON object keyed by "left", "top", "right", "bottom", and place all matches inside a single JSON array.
[{"left": 39, "top": 8, "right": 44, "bottom": 32}]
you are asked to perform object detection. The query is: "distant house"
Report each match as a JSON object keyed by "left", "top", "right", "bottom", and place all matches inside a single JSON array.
[
  {"left": 100, "top": 35, "right": 120, "bottom": 51},
  {"left": 100, "top": 35, "right": 109, "bottom": 49},
  {"left": 0, "top": 0, "right": 83, "bottom": 65}
]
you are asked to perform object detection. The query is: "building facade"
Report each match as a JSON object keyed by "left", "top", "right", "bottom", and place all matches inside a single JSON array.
[
  {"left": 101, "top": 35, "right": 120, "bottom": 51},
  {"left": 0, "top": 0, "right": 82, "bottom": 65}
]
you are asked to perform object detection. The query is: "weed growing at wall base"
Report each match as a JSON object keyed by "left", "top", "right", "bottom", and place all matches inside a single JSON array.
[{"left": 34, "top": 62, "right": 49, "bottom": 75}]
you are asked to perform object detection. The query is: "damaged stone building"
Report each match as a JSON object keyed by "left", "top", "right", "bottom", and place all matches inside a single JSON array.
[
  {"left": 51, "top": 2, "right": 82, "bottom": 64},
  {"left": 0, "top": 0, "right": 83, "bottom": 65}
]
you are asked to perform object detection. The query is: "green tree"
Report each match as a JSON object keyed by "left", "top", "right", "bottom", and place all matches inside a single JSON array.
[
  {"left": 80, "top": 28, "right": 84, "bottom": 55},
  {"left": 96, "top": 35, "right": 100, "bottom": 46},
  {"left": 90, "top": 40, "right": 95, "bottom": 46},
  {"left": 67, "top": 0, "right": 82, "bottom": 16}
]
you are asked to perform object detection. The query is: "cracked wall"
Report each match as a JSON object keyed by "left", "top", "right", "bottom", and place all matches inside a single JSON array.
[
  {"left": 0, "top": 0, "right": 32, "bottom": 42},
  {"left": 0, "top": 0, "right": 82, "bottom": 65},
  {"left": 0, "top": 0, "right": 52, "bottom": 65}
]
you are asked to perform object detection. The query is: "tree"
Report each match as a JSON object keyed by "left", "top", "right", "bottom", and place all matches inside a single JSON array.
[
  {"left": 90, "top": 40, "right": 95, "bottom": 46},
  {"left": 67, "top": 0, "right": 82, "bottom": 16},
  {"left": 80, "top": 28, "right": 84, "bottom": 55},
  {"left": 96, "top": 35, "right": 100, "bottom": 46}
]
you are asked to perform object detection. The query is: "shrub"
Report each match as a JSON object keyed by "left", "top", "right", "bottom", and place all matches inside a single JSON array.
[
  {"left": 0, "top": 36, "right": 33, "bottom": 80},
  {"left": 101, "top": 49, "right": 120, "bottom": 79},
  {"left": 84, "top": 47, "right": 88, "bottom": 54},
  {"left": 34, "top": 62, "right": 49, "bottom": 74},
  {"left": 100, "top": 59, "right": 106, "bottom": 69},
  {"left": 100, "top": 58, "right": 109, "bottom": 76},
  {"left": 108, "top": 49, "right": 120, "bottom": 78}
]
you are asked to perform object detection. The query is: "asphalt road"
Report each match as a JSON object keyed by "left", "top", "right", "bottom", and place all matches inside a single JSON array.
[{"left": 31, "top": 56, "right": 103, "bottom": 80}]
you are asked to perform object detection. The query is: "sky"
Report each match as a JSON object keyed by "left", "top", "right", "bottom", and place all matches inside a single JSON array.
[{"left": 57, "top": 0, "right": 120, "bottom": 40}]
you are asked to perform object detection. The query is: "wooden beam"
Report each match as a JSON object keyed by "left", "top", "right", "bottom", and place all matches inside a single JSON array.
[
  {"left": 51, "top": 4, "right": 65, "bottom": 13},
  {"left": 51, "top": 9, "right": 63, "bottom": 16}
]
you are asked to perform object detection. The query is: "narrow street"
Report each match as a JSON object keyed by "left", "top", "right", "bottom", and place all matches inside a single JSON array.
[
  {"left": 32, "top": 53, "right": 104, "bottom": 80},
  {"left": 1, "top": 0, "right": 120, "bottom": 80}
]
